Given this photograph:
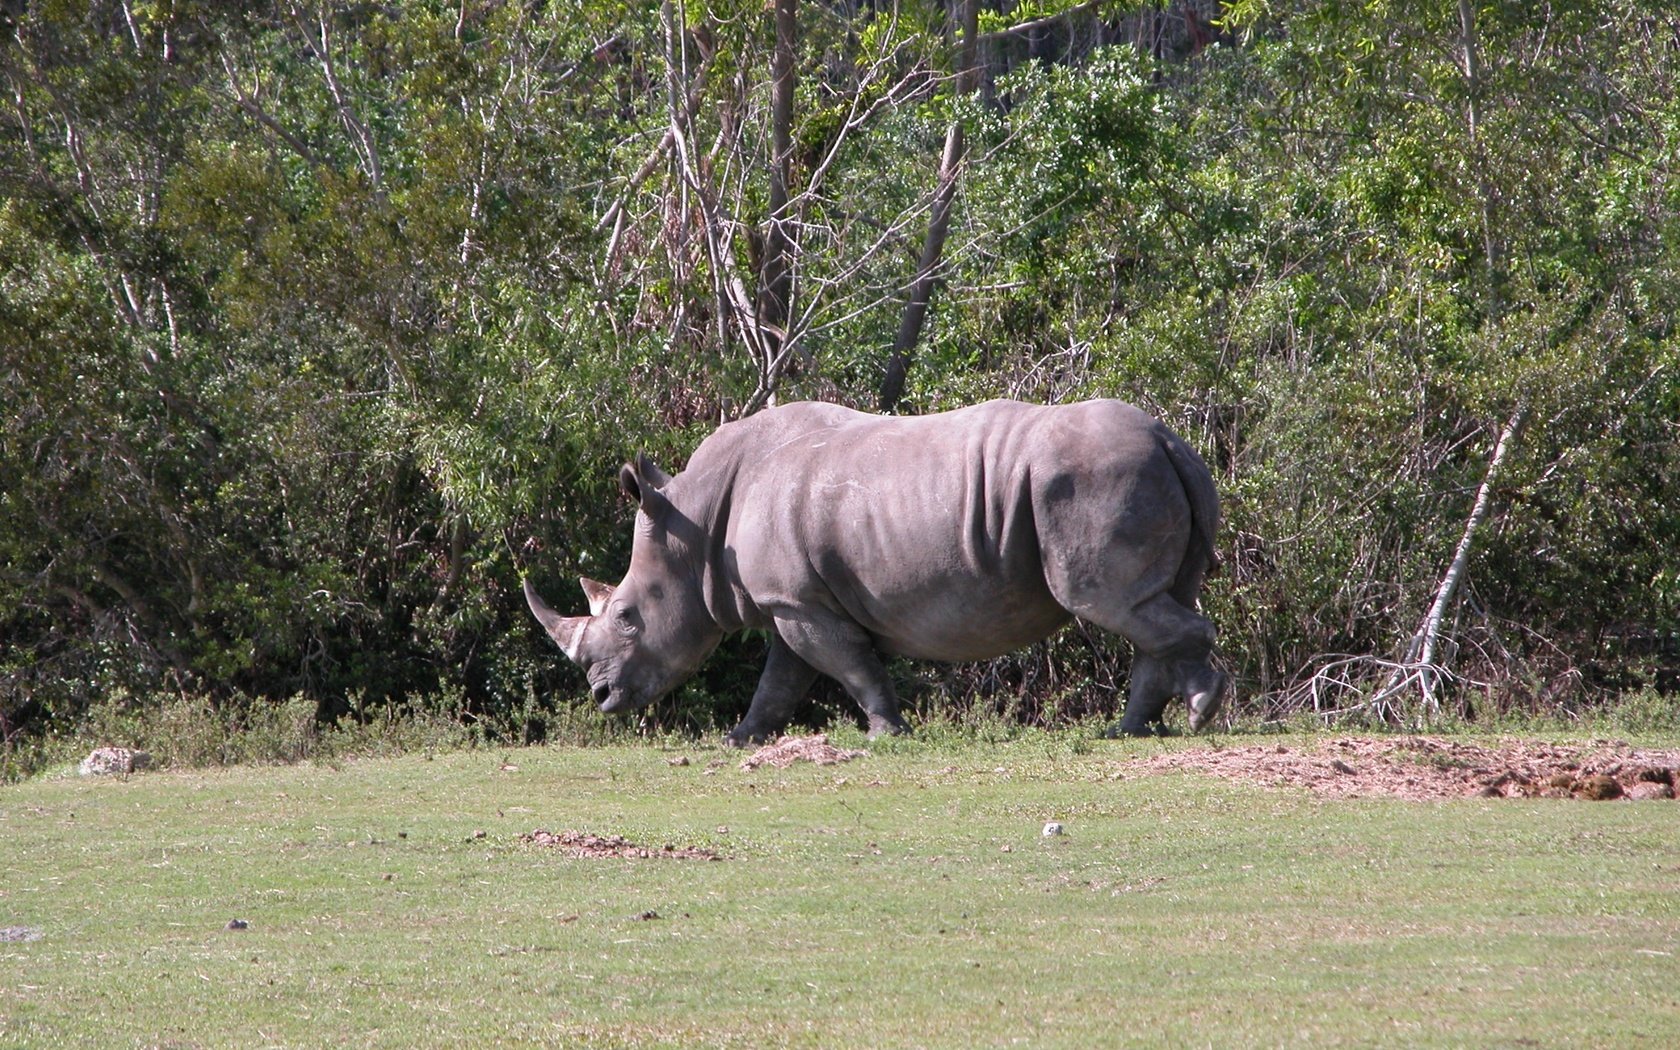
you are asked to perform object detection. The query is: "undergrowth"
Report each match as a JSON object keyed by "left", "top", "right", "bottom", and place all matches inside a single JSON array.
[
  {"left": 0, "top": 685, "right": 654, "bottom": 783},
  {"left": 9, "top": 679, "right": 1677, "bottom": 785}
]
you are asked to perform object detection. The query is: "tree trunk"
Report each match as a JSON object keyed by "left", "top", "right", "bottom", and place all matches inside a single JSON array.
[
  {"left": 1381, "top": 406, "right": 1527, "bottom": 718},
  {"left": 758, "top": 0, "right": 797, "bottom": 364},
  {"left": 879, "top": 0, "right": 978, "bottom": 413}
]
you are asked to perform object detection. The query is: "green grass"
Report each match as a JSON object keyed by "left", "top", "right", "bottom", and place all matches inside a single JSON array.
[{"left": 3, "top": 731, "right": 1679, "bottom": 1048}]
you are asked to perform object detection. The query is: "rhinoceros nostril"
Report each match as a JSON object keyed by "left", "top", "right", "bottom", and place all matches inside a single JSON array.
[{"left": 592, "top": 684, "right": 611, "bottom": 705}]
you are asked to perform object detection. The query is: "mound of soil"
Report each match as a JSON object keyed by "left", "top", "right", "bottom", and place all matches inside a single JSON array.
[
  {"left": 1143, "top": 737, "right": 1680, "bottom": 801},
  {"left": 77, "top": 747, "right": 152, "bottom": 777},
  {"left": 520, "top": 829, "right": 723, "bottom": 860},
  {"left": 740, "top": 734, "right": 868, "bottom": 771}
]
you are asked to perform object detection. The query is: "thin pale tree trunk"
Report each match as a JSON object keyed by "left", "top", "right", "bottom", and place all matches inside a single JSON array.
[
  {"left": 758, "top": 0, "right": 797, "bottom": 352},
  {"left": 1379, "top": 406, "right": 1527, "bottom": 718}
]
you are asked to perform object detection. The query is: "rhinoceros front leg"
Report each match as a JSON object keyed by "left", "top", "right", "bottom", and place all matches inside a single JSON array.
[
  {"left": 772, "top": 610, "right": 911, "bottom": 739},
  {"left": 725, "top": 633, "right": 820, "bottom": 748}
]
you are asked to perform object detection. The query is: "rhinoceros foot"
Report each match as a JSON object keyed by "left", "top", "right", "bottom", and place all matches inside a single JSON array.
[
  {"left": 1101, "top": 722, "right": 1174, "bottom": 739},
  {"left": 724, "top": 721, "right": 786, "bottom": 748},
  {"left": 865, "top": 714, "right": 911, "bottom": 740}
]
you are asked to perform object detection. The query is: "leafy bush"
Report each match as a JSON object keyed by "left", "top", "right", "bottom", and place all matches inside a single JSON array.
[{"left": 2, "top": 1, "right": 1674, "bottom": 757}]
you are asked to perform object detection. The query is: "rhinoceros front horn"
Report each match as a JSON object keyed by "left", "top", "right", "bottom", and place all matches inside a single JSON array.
[{"left": 523, "top": 578, "right": 588, "bottom": 662}]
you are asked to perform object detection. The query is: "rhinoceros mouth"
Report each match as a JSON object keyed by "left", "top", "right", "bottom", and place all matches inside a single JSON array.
[
  {"left": 583, "top": 671, "right": 624, "bottom": 712},
  {"left": 594, "top": 681, "right": 655, "bottom": 713},
  {"left": 594, "top": 683, "right": 636, "bottom": 713}
]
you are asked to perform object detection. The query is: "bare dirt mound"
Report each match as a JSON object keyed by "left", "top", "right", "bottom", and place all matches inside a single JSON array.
[
  {"left": 740, "top": 734, "right": 868, "bottom": 771},
  {"left": 77, "top": 747, "right": 152, "bottom": 777},
  {"left": 520, "top": 829, "right": 724, "bottom": 860},
  {"left": 1144, "top": 737, "right": 1680, "bottom": 801}
]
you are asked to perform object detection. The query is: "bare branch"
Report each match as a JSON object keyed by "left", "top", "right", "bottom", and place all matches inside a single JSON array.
[
  {"left": 881, "top": 0, "right": 979, "bottom": 413},
  {"left": 976, "top": 0, "right": 1113, "bottom": 44},
  {"left": 1384, "top": 406, "right": 1527, "bottom": 718},
  {"left": 287, "top": 2, "right": 384, "bottom": 194},
  {"left": 218, "top": 50, "right": 326, "bottom": 168}
]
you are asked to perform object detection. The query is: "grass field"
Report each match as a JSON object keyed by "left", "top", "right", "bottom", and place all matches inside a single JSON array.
[{"left": 3, "top": 731, "right": 1678, "bottom": 1048}]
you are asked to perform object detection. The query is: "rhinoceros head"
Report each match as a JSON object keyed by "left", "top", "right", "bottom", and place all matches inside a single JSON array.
[{"left": 524, "top": 456, "right": 723, "bottom": 713}]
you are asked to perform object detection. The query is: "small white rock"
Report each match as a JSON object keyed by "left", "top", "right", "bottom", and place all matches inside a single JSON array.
[{"left": 1042, "top": 821, "right": 1065, "bottom": 837}]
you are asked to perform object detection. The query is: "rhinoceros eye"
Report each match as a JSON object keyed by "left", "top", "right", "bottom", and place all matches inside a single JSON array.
[{"left": 613, "top": 605, "right": 641, "bottom": 636}]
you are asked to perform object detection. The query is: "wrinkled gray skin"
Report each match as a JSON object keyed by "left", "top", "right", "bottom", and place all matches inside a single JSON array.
[{"left": 525, "top": 399, "right": 1226, "bottom": 743}]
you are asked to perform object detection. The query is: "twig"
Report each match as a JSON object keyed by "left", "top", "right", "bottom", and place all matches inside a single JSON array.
[{"left": 976, "top": 0, "right": 1113, "bottom": 44}]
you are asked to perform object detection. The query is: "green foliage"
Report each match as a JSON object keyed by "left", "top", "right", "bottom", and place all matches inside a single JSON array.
[{"left": 2, "top": 1, "right": 1677, "bottom": 749}]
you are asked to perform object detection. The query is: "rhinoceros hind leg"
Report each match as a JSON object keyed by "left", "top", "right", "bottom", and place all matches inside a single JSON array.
[
  {"left": 725, "top": 633, "right": 820, "bottom": 747},
  {"left": 1108, "top": 651, "right": 1175, "bottom": 736},
  {"left": 1076, "top": 593, "right": 1222, "bottom": 735}
]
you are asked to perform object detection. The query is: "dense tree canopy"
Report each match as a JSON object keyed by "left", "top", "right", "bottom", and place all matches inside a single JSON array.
[{"left": 3, "top": 0, "right": 1676, "bottom": 749}]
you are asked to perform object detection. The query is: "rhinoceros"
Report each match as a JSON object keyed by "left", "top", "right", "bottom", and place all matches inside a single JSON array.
[{"left": 524, "top": 398, "right": 1226, "bottom": 742}]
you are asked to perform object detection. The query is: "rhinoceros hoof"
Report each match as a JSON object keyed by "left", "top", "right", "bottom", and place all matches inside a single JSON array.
[
  {"left": 1103, "top": 723, "right": 1174, "bottom": 739},
  {"left": 723, "top": 728, "right": 772, "bottom": 749}
]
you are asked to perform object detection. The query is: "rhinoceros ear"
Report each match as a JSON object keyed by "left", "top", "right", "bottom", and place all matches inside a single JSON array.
[
  {"left": 579, "top": 576, "right": 615, "bottom": 617},
  {"left": 636, "top": 453, "right": 673, "bottom": 490},
  {"left": 619, "top": 455, "right": 672, "bottom": 510},
  {"left": 523, "top": 578, "right": 589, "bottom": 661}
]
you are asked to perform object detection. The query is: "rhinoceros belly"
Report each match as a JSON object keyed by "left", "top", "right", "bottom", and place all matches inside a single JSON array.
[
  {"left": 786, "top": 452, "right": 1072, "bottom": 662},
  {"left": 865, "top": 580, "right": 1073, "bottom": 663}
]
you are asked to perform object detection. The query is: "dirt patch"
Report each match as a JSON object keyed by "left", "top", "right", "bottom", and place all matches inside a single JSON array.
[
  {"left": 739, "top": 734, "right": 868, "bottom": 771},
  {"left": 1143, "top": 737, "right": 1680, "bottom": 801},
  {"left": 77, "top": 747, "right": 152, "bottom": 777},
  {"left": 1, "top": 925, "right": 42, "bottom": 943},
  {"left": 519, "top": 829, "right": 724, "bottom": 860}
]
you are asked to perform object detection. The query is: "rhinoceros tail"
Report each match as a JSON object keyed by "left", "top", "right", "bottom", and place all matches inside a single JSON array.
[{"left": 1160, "top": 430, "right": 1222, "bottom": 581}]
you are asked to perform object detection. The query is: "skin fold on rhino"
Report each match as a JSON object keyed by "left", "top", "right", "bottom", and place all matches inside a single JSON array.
[{"left": 525, "top": 398, "right": 1227, "bottom": 743}]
